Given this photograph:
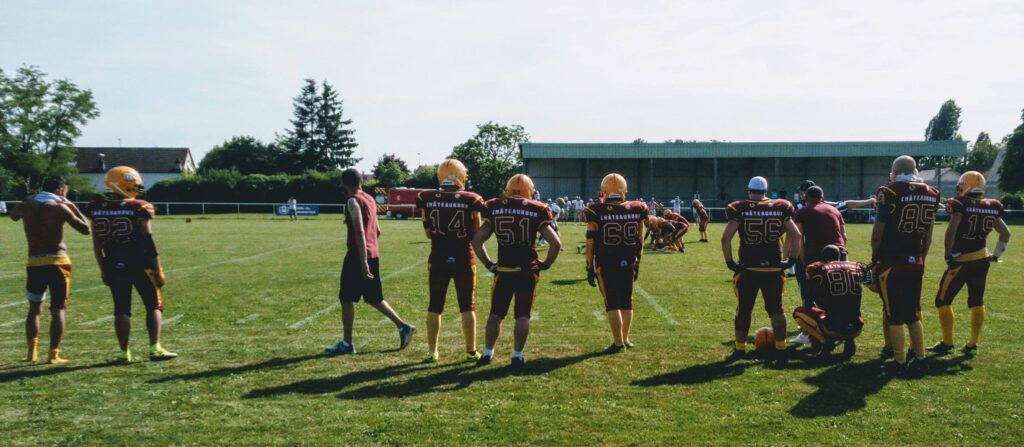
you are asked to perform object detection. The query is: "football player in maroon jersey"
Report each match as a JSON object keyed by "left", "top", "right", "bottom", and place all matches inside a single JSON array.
[
  {"left": 871, "top": 156, "right": 939, "bottom": 375},
  {"left": 929, "top": 171, "right": 1011, "bottom": 356},
  {"left": 721, "top": 176, "right": 802, "bottom": 364},
  {"left": 416, "top": 159, "right": 486, "bottom": 363},
  {"left": 87, "top": 167, "right": 177, "bottom": 362},
  {"left": 793, "top": 245, "right": 866, "bottom": 360},
  {"left": 584, "top": 174, "right": 650, "bottom": 354},
  {"left": 472, "top": 174, "right": 561, "bottom": 367}
]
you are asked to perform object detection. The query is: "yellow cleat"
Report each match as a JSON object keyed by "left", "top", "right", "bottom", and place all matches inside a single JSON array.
[
  {"left": 48, "top": 349, "right": 69, "bottom": 365},
  {"left": 465, "top": 351, "right": 482, "bottom": 361},
  {"left": 116, "top": 349, "right": 133, "bottom": 364},
  {"left": 424, "top": 352, "right": 440, "bottom": 364},
  {"left": 149, "top": 344, "right": 178, "bottom": 360},
  {"left": 26, "top": 337, "right": 39, "bottom": 363}
]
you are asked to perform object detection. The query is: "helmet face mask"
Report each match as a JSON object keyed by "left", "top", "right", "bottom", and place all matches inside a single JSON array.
[
  {"left": 105, "top": 166, "right": 144, "bottom": 199},
  {"left": 437, "top": 159, "right": 468, "bottom": 190}
]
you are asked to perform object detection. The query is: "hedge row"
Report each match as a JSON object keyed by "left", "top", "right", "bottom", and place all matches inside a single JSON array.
[{"left": 146, "top": 170, "right": 367, "bottom": 204}]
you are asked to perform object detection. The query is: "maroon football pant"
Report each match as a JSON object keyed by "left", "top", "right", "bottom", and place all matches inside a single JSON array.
[
  {"left": 935, "top": 258, "right": 990, "bottom": 308},
  {"left": 427, "top": 262, "right": 477, "bottom": 314},
  {"left": 490, "top": 269, "right": 537, "bottom": 319},
  {"left": 733, "top": 270, "right": 785, "bottom": 335}
]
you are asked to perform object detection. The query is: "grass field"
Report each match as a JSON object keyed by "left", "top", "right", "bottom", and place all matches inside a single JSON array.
[{"left": 1, "top": 215, "right": 1022, "bottom": 446}]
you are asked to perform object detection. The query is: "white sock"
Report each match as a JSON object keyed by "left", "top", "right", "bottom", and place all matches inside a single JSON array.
[
  {"left": 511, "top": 350, "right": 524, "bottom": 359},
  {"left": 483, "top": 348, "right": 494, "bottom": 357}
]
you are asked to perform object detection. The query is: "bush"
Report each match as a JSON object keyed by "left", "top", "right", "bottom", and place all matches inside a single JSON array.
[
  {"left": 1001, "top": 193, "right": 1023, "bottom": 210},
  {"left": 146, "top": 170, "right": 350, "bottom": 204}
]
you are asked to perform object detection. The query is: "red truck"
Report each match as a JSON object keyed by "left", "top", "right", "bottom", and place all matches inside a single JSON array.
[{"left": 374, "top": 187, "right": 429, "bottom": 219}]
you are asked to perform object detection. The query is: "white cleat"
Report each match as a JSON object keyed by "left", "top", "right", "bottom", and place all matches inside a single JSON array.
[{"left": 792, "top": 332, "right": 811, "bottom": 345}]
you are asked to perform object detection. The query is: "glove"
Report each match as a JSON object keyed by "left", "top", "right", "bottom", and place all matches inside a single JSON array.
[
  {"left": 586, "top": 265, "right": 597, "bottom": 287},
  {"left": 538, "top": 261, "right": 551, "bottom": 271},
  {"left": 726, "top": 260, "right": 743, "bottom": 273},
  {"left": 780, "top": 258, "right": 795, "bottom": 269},
  {"left": 633, "top": 264, "right": 640, "bottom": 281},
  {"left": 945, "top": 255, "right": 957, "bottom": 268},
  {"left": 484, "top": 261, "right": 498, "bottom": 273},
  {"left": 991, "top": 255, "right": 1000, "bottom": 263}
]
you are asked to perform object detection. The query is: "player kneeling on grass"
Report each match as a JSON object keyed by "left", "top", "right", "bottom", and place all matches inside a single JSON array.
[
  {"left": 584, "top": 173, "right": 649, "bottom": 354},
  {"left": 325, "top": 168, "right": 415, "bottom": 355},
  {"left": 721, "top": 176, "right": 801, "bottom": 365},
  {"left": 662, "top": 209, "right": 690, "bottom": 253},
  {"left": 87, "top": 167, "right": 177, "bottom": 363},
  {"left": 929, "top": 171, "right": 1011, "bottom": 356},
  {"left": 792, "top": 245, "right": 865, "bottom": 360},
  {"left": 416, "top": 159, "right": 486, "bottom": 363},
  {"left": 472, "top": 174, "right": 560, "bottom": 367}
]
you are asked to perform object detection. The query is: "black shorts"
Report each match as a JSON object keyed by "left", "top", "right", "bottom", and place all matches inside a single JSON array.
[
  {"left": 340, "top": 255, "right": 384, "bottom": 304},
  {"left": 596, "top": 265, "right": 634, "bottom": 311},
  {"left": 110, "top": 268, "right": 164, "bottom": 316},
  {"left": 26, "top": 265, "right": 72, "bottom": 310}
]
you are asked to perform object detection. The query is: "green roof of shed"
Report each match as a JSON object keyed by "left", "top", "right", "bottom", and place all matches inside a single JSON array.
[{"left": 520, "top": 141, "right": 966, "bottom": 159}]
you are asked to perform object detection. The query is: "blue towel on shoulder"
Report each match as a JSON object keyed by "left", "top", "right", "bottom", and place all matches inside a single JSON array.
[{"left": 35, "top": 191, "right": 62, "bottom": 203}]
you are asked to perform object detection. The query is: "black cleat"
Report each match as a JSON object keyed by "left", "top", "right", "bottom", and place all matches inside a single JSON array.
[
  {"left": 768, "top": 348, "right": 789, "bottom": 368},
  {"left": 879, "top": 346, "right": 894, "bottom": 359},
  {"left": 884, "top": 360, "right": 908, "bottom": 376},
  {"left": 908, "top": 356, "right": 930, "bottom": 375},
  {"left": 818, "top": 339, "right": 837, "bottom": 357},
  {"left": 603, "top": 343, "right": 625, "bottom": 355},
  {"left": 842, "top": 339, "right": 857, "bottom": 359},
  {"left": 476, "top": 354, "right": 492, "bottom": 366},
  {"left": 510, "top": 356, "right": 526, "bottom": 368},
  {"left": 725, "top": 349, "right": 746, "bottom": 362},
  {"left": 962, "top": 344, "right": 978, "bottom": 356},
  {"left": 927, "top": 342, "right": 954, "bottom": 356}
]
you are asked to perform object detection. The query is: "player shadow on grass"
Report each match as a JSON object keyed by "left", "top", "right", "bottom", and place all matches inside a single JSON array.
[
  {"left": 244, "top": 361, "right": 431, "bottom": 398},
  {"left": 631, "top": 351, "right": 822, "bottom": 388},
  {"left": 550, "top": 279, "right": 587, "bottom": 286},
  {"left": 0, "top": 361, "right": 120, "bottom": 384},
  {"left": 148, "top": 353, "right": 326, "bottom": 384},
  {"left": 335, "top": 352, "right": 603, "bottom": 400}
]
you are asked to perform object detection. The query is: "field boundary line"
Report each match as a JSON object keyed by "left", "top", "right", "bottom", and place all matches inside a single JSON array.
[
  {"left": 235, "top": 313, "right": 260, "bottom": 324},
  {"left": 82, "top": 315, "right": 114, "bottom": 326},
  {"left": 288, "top": 260, "right": 426, "bottom": 330},
  {"left": 1, "top": 301, "right": 24, "bottom": 309},
  {"left": 0, "top": 319, "right": 22, "bottom": 328},
  {"left": 635, "top": 284, "right": 680, "bottom": 326},
  {"left": 164, "top": 314, "right": 185, "bottom": 325},
  {"left": 593, "top": 310, "right": 606, "bottom": 321}
]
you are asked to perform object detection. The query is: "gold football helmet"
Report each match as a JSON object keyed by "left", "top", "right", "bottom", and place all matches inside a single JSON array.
[
  {"left": 505, "top": 174, "right": 535, "bottom": 198},
  {"left": 663, "top": 209, "right": 673, "bottom": 218},
  {"left": 437, "top": 159, "right": 468, "bottom": 190},
  {"left": 105, "top": 166, "right": 144, "bottom": 199},
  {"left": 957, "top": 171, "right": 986, "bottom": 196},
  {"left": 600, "top": 173, "right": 628, "bottom": 201}
]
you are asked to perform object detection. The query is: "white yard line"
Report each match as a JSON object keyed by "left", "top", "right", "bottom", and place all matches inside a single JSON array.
[
  {"left": 81, "top": 315, "right": 114, "bottom": 326},
  {"left": 593, "top": 310, "right": 607, "bottom": 321},
  {"left": 163, "top": 314, "right": 185, "bottom": 325},
  {"left": 235, "top": 313, "right": 260, "bottom": 324},
  {"left": 0, "top": 319, "right": 22, "bottom": 328},
  {"left": 530, "top": 311, "right": 539, "bottom": 321},
  {"left": 634, "top": 284, "right": 680, "bottom": 326},
  {"left": 288, "top": 260, "right": 426, "bottom": 330},
  {"left": 1, "top": 300, "right": 25, "bottom": 309}
]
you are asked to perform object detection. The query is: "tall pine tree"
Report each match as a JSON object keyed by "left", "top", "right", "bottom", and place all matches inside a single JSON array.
[{"left": 280, "top": 79, "right": 359, "bottom": 173}]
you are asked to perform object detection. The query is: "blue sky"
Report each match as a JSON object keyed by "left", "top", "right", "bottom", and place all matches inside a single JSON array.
[{"left": 3, "top": 1, "right": 1022, "bottom": 171}]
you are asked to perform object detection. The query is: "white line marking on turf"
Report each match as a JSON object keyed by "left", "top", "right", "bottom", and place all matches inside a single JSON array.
[
  {"left": 530, "top": 311, "right": 539, "bottom": 321},
  {"left": 164, "top": 314, "right": 185, "bottom": 325},
  {"left": 634, "top": 284, "right": 680, "bottom": 326},
  {"left": 1, "top": 301, "right": 24, "bottom": 309},
  {"left": 593, "top": 310, "right": 606, "bottom": 321},
  {"left": 235, "top": 313, "right": 260, "bottom": 324},
  {"left": 82, "top": 315, "right": 114, "bottom": 326},
  {"left": 288, "top": 260, "right": 426, "bottom": 330},
  {"left": 0, "top": 319, "right": 22, "bottom": 328}
]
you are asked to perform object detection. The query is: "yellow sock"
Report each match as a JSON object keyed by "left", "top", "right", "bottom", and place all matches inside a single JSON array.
[
  {"left": 27, "top": 337, "right": 39, "bottom": 362},
  {"left": 775, "top": 340, "right": 787, "bottom": 350},
  {"left": 889, "top": 325, "right": 906, "bottom": 363},
  {"left": 967, "top": 306, "right": 985, "bottom": 347},
  {"left": 937, "top": 306, "right": 955, "bottom": 346},
  {"left": 48, "top": 348, "right": 68, "bottom": 365},
  {"left": 735, "top": 341, "right": 746, "bottom": 351},
  {"left": 908, "top": 320, "right": 925, "bottom": 359}
]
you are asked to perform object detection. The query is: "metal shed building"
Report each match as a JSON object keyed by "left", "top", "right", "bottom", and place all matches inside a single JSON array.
[{"left": 521, "top": 141, "right": 967, "bottom": 205}]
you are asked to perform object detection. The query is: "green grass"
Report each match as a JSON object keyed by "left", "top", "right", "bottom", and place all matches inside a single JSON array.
[{"left": 1, "top": 215, "right": 1022, "bottom": 446}]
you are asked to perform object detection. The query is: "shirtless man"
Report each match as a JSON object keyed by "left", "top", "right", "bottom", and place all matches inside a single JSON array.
[{"left": 9, "top": 176, "right": 90, "bottom": 364}]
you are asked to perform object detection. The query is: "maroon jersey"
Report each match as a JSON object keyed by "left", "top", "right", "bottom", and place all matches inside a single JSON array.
[
  {"left": 664, "top": 210, "right": 690, "bottom": 229},
  {"left": 694, "top": 203, "right": 710, "bottom": 222},
  {"left": 417, "top": 189, "right": 486, "bottom": 265},
  {"left": 482, "top": 197, "right": 553, "bottom": 270},
  {"left": 585, "top": 201, "right": 649, "bottom": 268},
  {"left": 794, "top": 201, "right": 846, "bottom": 261},
  {"left": 86, "top": 198, "right": 157, "bottom": 267},
  {"left": 947, "top": 195, "right": 1006, "bottom": 255},
  {"left": 346, "top": 190, "right": 380, "bottom": 258},
  {"left": 725, "top": 199, "right": 794, "bottom": 269},
  {"left": 875, "top": 181, "right": 939, "bottom": 266},
  {"left": 805, "top": 260, "right": 864, "bottom": 325}
]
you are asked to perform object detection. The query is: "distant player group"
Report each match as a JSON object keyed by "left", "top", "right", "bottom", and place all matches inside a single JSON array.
[{"left": 8, "top": 155, "right": 1010, "bottom": 376}]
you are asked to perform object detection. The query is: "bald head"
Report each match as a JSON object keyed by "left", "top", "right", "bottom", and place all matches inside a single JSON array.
[{"left": 891, "top": 155, "right": 919, "bottom": 177}]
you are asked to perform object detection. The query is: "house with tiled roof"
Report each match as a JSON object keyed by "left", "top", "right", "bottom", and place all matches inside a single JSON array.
[{"left": 75, "top": 147, "right": 196, "bottom": 192}]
